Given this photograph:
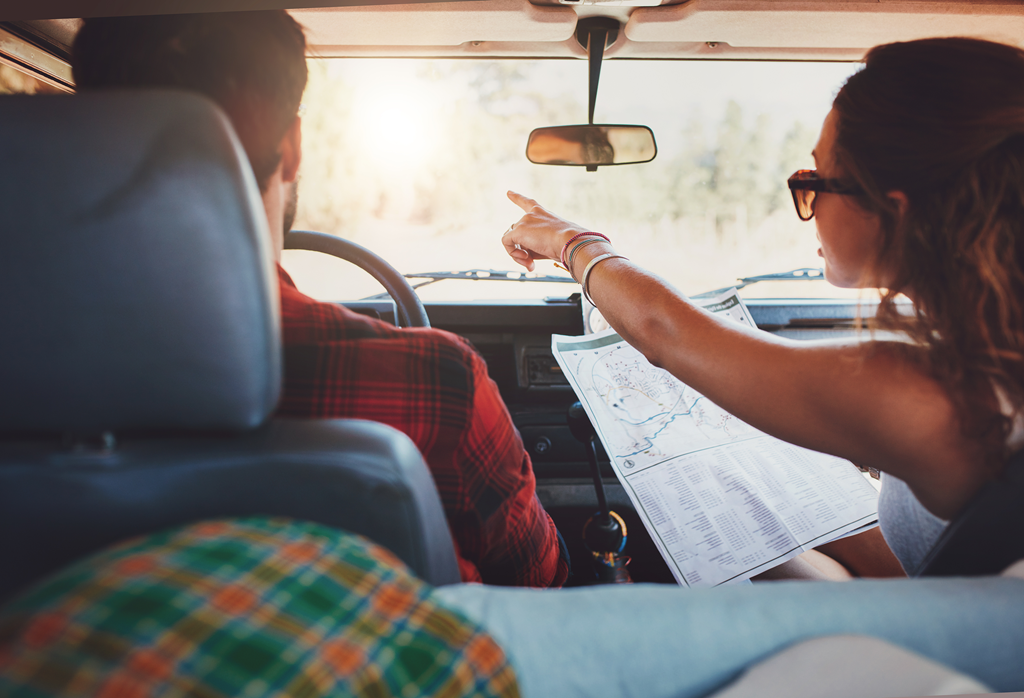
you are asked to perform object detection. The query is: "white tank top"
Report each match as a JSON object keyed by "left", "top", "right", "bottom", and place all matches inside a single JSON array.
[{"left": 877, "top": 473, "right": 948, "bottom": 574}]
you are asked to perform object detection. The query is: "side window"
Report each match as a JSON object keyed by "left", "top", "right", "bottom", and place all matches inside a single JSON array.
[
  {"left": 0, "top": 25, "right": 73, "bottom": 94},
  {"left": 0, "top": 63, "right": 63, "bottom": 94}
]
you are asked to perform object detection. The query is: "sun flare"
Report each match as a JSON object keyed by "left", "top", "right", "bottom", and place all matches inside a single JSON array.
[{"left": 348, "top": 67, "right": 439, "bottom": 177}]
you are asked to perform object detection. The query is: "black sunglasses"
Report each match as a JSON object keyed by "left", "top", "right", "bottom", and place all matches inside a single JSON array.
[{"left": 787, "top": 169, "right": 863, "bottom": 221}]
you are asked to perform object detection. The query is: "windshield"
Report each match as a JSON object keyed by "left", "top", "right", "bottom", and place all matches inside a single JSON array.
[{"left": 284, "top": 58, "right": 863, "bottom": 302}]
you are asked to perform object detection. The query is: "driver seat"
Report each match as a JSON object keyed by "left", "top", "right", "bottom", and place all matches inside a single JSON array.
[{"left": 0, "top": 90, "right": 461, "bottom": 604}]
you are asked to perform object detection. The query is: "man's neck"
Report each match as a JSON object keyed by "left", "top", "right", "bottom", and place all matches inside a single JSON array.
[{"left": 261, "top": 171, "right": 286, "bottom": 263}]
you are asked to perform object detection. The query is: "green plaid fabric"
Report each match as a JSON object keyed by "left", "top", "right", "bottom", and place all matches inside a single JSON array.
[{"left": 0, "top": 518, "right": 519, "bottom": 698}]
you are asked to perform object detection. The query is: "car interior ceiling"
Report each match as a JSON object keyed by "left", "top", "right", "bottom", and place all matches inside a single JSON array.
[
  {"left": 4, "top": 0, "right": 1024, "bottom": 588},
  {"left": 5, "top": 0, "right": 1024, "bottom": 61}
]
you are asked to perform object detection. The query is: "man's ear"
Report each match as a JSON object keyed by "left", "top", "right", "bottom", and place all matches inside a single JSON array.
[
  {"left": 280, "top": 115, "right": 302, "bottom": 184},
  {"left": 887, "top": 190, "right": 909, "bottom": 219}
]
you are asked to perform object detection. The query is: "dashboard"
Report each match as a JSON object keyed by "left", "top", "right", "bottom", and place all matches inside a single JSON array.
[{"left": 342, "top": 295, "right": 875, "bottom": 584}]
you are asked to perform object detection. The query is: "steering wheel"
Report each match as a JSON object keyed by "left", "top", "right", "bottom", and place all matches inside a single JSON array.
[{"left": 284, "top": 230, "right": 430, "bottom": 328}]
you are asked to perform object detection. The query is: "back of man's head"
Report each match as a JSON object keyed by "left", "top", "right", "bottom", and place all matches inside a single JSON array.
[{"left": 73, "top": 12, "right": 307, "bottom": 192}]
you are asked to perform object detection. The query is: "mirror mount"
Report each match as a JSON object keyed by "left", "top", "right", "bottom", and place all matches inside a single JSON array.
[{"left": 576, "top": 18, "right": 620, "bottom": 153}]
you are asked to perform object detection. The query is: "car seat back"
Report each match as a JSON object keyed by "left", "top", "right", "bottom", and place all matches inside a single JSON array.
[
  {"left": 0, "top": 92, "right": 460, "bottom": 603},
  {"left": 915, "top": 447, "right": 1024, "bottom": 576}
]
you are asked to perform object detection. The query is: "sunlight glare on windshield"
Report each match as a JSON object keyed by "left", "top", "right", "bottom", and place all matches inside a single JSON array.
[{"left": 346, "top": 63, "right": 440, "bottom": 180}]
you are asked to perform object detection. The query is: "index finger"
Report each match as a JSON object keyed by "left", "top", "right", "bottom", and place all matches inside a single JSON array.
[{"left": 507, "top": 190, "right": 540, "bottom": 213}]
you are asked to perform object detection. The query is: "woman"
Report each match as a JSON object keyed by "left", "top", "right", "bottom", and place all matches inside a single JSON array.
[{"left": 502, "top": 37, "right": 1024, "bottom": 577}]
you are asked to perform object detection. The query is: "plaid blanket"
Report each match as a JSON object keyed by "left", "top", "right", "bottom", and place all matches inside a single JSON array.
[{"left": 0, "top": 518, "right": 519, "bottom": 697}]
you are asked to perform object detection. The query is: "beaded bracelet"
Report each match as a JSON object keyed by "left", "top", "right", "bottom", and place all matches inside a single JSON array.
[
  {"left": 559, "top": 232, "right": 610, "bottom": 268},
  {"left": 581, "top": 253, "right": 628, "bottom": 307},
  {"left": 566, "top": 238, "right": 605, "bottom": 281}
]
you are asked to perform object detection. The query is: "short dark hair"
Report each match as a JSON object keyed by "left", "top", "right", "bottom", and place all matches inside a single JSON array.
[{"left": 72, "top": 11, "right": 308, "bottom": 191}]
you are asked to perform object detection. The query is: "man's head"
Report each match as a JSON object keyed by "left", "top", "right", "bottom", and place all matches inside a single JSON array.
[{"left": 73, "top": 12, "right": 307, "bottom": 248}]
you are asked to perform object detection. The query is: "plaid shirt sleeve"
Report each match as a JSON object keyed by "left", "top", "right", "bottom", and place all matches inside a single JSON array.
[
  {"left": 0, "top": 518, "right": 520, "bottom": 698},
  {"left": 274, "top": 267, "right": 568, "bottom": 587}
]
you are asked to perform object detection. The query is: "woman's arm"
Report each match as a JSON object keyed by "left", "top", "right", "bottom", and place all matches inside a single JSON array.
[{"left": 502, "top": 192, "right": 988, "bottom": 518}]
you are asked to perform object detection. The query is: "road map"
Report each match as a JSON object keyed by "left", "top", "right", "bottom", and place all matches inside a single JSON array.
[{"left": 553, "top": 289, "right": 880, "bottom": 587}]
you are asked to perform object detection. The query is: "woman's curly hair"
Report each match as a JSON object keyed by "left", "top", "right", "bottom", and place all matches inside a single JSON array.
[{"left": 833, "top": 37, "right": 1024, "bottom": 470}]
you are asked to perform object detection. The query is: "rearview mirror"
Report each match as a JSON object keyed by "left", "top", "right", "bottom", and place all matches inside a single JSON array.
[{"left": 526, "top": 125, "right": 657, "bottom": 170}]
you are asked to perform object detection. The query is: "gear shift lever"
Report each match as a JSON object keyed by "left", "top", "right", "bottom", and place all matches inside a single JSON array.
[{"left": 567, "top": 401, "right": 631, "bottom": 583}]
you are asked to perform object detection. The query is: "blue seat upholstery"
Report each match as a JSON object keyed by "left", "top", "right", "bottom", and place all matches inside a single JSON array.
[{"left": 0, "top": 91, "right": 460, "bottom": 603}]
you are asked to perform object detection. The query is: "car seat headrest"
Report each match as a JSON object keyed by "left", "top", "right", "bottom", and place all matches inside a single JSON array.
[{"left": 0, "top": 91, "right": 281, "bottom": 434}]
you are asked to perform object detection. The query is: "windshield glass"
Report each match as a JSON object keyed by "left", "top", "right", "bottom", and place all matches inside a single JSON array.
[{"left": 284, "top": 58, "right": 862, "bottom": 302}]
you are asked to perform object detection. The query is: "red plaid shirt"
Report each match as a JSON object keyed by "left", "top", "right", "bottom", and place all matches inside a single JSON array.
[{"left": 275, "top": 267, "right": 567, "bottom": 587}]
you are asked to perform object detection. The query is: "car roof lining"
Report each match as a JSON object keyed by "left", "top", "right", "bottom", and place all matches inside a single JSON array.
[
  {"left": 294, "top": 0, "right": 1024, "bottom": 60},
  {"left": 4, "top": 0, "right": 1024, "bottom": 63},
  {"left": 0, "top": 0, "right": 468, "bottom": 21}
]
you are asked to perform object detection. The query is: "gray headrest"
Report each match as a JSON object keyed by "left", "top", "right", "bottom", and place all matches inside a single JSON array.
[{"left": 0, "top": 91, "right": 280, "bottom": 434}]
